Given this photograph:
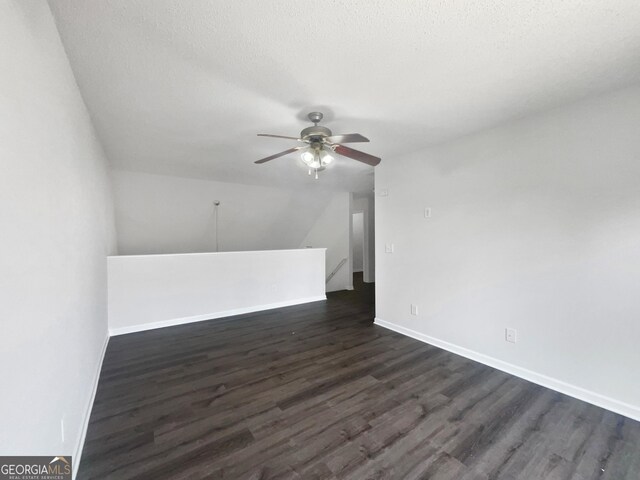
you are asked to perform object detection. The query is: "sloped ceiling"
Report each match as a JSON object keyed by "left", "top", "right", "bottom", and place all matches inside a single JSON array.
[{"left": 49, "top": 0, "right": 640, "bottom": 194}]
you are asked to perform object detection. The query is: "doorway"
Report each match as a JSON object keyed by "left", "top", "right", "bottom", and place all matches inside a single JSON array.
[
  {"left": 352, "top": 212, "right": 365, "bottom": 275},
  {"left": 350, "top": 194, "right": 375, "bottom": 290}
]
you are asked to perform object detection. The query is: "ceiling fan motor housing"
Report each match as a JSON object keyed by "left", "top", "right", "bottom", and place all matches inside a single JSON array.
[{"left": 300, "top": 125, "right": 332, "bottom": 141}]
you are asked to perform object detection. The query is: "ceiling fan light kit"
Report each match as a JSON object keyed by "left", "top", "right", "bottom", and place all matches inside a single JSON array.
[
  {"left": 256, "top": 112, "right": 381, "bottom": 179},
  {"left": 300, "top": 143, "right": 334, "bottom": 179}
]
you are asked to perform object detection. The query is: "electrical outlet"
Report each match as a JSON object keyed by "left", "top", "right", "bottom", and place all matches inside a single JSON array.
[
  {"left": 424, "top": 208, "right": 432, "bottom": 218},
  {"left": 505, "top": 328, "right": 517, "bottom": 344},
  {"left": 411, "top": 304, "right": 418, "bottom": 315},
  {"left": 385, "top": 243, "right": 394, "bottom": 253}
]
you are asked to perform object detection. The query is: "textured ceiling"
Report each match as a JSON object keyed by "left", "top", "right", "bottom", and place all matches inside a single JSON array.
[{"left": 49, "top": 0, "right": 640, "bottom": 194}]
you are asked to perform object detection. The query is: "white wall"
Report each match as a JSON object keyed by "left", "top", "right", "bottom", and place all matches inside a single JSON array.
[
  {"left": 112, "top": 170, "right": 335, "bottom": 255},
  {"left": 300, "top": 193, "right": 351, "bottom": 292},
  {"left": 0, "top": 0, "right": 116, "bottom": 466},
  {"left": 352, "top": 213, "right": 364, "bottom": 272},
  {"left": 109, "top": 249, "right": 326, "bottom": 335},
  {"left": 112, "top": 169, "right": 353, "bottom": 292},
  {"left": 375, "top": 84, "right": 640, "bottom": 420}
]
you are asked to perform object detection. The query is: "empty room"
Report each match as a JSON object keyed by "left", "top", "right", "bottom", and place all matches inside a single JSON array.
[{"left": 2, "top": 1, "right": 640, "bottom": 479}]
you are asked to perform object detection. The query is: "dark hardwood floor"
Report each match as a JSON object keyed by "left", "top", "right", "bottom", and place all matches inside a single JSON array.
[{"left": 79, "top": 274, "right": 640, "bottom": 479}]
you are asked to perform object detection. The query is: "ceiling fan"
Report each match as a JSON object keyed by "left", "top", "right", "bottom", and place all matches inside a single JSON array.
[{"left": 255, "top": 112, "right": 381, "bottom": 179}]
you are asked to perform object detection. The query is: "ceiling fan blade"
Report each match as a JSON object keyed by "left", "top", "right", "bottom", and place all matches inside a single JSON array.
[
  {"left": 255, "top": 147, "right": 302, "bottom": 164},
  {"left": 333, "top": 144, "right": 381, "bottom": 166},
  {"left": 325, "top": 133, "right": 369, "bottom": 143},
  {"left": 257, "top": 134, "right": 304, "bottom": 142}
]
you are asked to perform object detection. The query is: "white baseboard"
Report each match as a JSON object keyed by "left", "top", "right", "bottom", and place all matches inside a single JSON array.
[
  {"left": 109, "top": 296, "right": 327, "bottom": 336},
  {"left": 327, "top": 285, "right": 354, "bottom": 292},
  {"left": 374, "top": 318, "right": 640, "bottom": 422},
  {"left": 73, "top": 333, "right": 109, "bottom": 479}
]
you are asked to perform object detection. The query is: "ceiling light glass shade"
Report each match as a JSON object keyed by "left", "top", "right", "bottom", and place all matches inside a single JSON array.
[
  {"left": 319, "top": 148, "right": 334, "bottom": 165},
  {"left": 300, "top": 149, "right": 315, "bottom": 165},
  {"left": 299, "top": 148, "right": 320, "bottom": 169}
]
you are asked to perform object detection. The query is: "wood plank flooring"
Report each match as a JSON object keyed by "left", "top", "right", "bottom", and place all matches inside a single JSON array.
[{"left": 78, "top": 274, "right": 640, "bottom": 479}]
